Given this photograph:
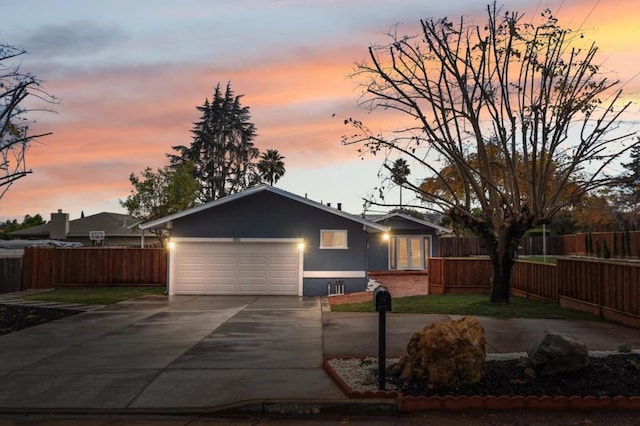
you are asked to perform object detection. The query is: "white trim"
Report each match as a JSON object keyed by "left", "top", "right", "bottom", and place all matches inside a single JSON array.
[
  {"left": 319, "top": 229, "right": 348, "bottom": 249},
  {"left": 169, "top": 237, "right": 303, "bottom": 244},
  {"left": 169, "top": 245, "right": 176, "bottom": 296},
  {"left": 371, "top": 212, "right": 452, "bottom": 233},
  {"left": 298, "top": 246, "right": 304, "bottom": 295},
  {"left": 303, "top": 270, "right": 366, "bottom": 278},
  {"left": 390, "top": 235, "right": 431, "bottom": 270}
]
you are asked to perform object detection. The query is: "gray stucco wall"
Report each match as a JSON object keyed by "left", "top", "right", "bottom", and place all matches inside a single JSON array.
[{"left": 368, "top": 236, "right": 389, "bottom": 271}]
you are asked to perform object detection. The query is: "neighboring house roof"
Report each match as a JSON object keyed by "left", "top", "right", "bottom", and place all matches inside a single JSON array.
[
  {"left": 368, "top": 212, "right": 452, "bottom": 234},
  {"left": 9, "top": 212, "right": 142, "bottom": 238},
  {"left": 0, "top": 240, "right": 83, "bottom": 248},
  {"left": 139, "top": 184, "right": 390, "bottom": 233}
]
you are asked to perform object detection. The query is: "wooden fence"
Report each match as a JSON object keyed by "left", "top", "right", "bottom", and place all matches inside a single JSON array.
[
  {"left": 438, "top": 232, "right": 640, "bottom": 259},
  {"left": 511, "top": 261, "right": 558, "bottom": 304},
  {"left": 429, "top": 258, "right": 493, "bottom": 294},
  {"left": 22, "top": 247, "right": 167, "bottom": 289},
  {"left": 429, "top": 256, "right": 640, "bottom": 327},
  {"left": 556, "top": 258, "right": 640, "bottom": 326},
  {"left": 0, "top": 257, "right": 22, "bottom": 293}
]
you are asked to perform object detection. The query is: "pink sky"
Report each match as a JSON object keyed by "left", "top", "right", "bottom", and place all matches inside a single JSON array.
[{"left": 1, "top": 0, "right": 638, "bottom": 223}]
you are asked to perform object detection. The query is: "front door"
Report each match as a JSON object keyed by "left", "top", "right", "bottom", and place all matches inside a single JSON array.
[{"left": 397, "top": 236, "right": 424, "bottom": 269}]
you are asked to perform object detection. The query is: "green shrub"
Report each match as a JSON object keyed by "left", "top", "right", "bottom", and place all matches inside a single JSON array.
[{"left": 525, "top": 228, "right": 549, "bottom": 237}]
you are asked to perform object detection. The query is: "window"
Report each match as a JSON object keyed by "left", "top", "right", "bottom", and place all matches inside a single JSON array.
[{"left": 320, "top": 230, "right": 348, "bottom": 249}]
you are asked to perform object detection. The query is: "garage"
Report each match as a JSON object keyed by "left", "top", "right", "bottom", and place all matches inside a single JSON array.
[{"left": 169, "top": 238, "right": 302, "bottom": 295}]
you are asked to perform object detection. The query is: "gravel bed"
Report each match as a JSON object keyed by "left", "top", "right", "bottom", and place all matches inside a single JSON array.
[{"left": 327, "top": 351, "right": 640, "bottom": 396}]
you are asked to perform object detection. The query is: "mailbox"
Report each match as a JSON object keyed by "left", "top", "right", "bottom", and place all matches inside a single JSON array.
[{"left": 373, "top": 286, "right": 392, "bottom": 312}]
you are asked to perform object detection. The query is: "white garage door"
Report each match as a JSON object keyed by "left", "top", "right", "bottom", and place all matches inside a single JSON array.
[{"left": 170, "top": 240, "right": 302, "bottom": 295}]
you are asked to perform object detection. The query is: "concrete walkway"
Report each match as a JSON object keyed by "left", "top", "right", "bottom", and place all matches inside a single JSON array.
[
  {"left": 1, "top": 294, "right": 640, "bottom": 415},
  {"left": 322, "top": 310, "right": 640, "bottom": 357}
]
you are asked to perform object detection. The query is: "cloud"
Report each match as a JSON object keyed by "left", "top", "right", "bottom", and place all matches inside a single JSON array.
[
  {"left": 23, "top": 20, "right": 128, "bottom": 58},
  {"left": 2, "top": 0, "right": 637, "bottom": 222}
]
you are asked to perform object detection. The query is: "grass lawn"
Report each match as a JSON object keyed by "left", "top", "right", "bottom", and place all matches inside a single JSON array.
[
  {"left": 331, "top": 294, "right": 599, "bottom": 320},
  {"left": 19, "top": 286, "right": 166, "bottom": 305}
]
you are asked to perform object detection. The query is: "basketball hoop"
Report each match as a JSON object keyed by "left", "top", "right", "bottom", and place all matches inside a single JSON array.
[{"left": 89, "top": 231, "right": 105, "bottom": 242}]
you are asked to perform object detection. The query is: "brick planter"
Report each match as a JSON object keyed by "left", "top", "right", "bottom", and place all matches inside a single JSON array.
[{"left": 323, "top": 357, "right": 640, "bottom": 412}]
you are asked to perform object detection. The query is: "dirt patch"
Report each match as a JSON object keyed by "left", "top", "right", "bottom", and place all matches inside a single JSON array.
[{"left": 0, "top": 304, "right": 81, "bottom": 335}]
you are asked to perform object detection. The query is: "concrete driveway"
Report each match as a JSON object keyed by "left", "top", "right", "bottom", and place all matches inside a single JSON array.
[{"left": 0, "top": 295, "right": 346, "bottom": 411}]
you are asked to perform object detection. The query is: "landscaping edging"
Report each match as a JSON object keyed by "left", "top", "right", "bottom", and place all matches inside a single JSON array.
[{"left": 323, "top": 357, "right": 640, "bottom": 412}]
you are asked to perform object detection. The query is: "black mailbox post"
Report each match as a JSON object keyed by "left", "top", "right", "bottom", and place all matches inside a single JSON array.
[
  {"left": 373, "top": 286, "right": 392, "bottom": 390},
  {"left": 374, "top": 286, "right": 392, "bottom": 312}
]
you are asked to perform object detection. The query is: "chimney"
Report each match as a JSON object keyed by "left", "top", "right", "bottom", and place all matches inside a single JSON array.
[
  {"left": 50, "top": 209, "right": 69, "bottom": 240},
  {"left": 337, "top": 203, "right": 342, "bottom": 211},
  {"left": 327, "top": 202, "right": 331, "bottom": 208}
]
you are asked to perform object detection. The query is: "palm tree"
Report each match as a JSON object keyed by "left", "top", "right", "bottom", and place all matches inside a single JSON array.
[
  {"left": 390, "top": 158, "right": 410, "bottom": 206},
  {"left": 257, "top": 149, "right": 286, "bottom": 186}
]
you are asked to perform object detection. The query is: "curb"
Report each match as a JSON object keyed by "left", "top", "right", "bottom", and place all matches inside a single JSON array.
[{"left": 0, "top": 399, "right": 398, "bottom": 418}]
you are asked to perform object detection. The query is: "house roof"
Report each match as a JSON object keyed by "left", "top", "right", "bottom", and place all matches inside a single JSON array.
[
  {"left": 368, "top": 212, "right": 451, "bottom": 233},
  {"left": 139, "top": 184, "right": 390, "bottom": 233},
  {"left": 9, "top": 212, "right": 142, "bottom": 238}
]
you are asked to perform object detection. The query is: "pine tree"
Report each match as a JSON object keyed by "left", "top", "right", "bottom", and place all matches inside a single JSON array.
[
  {"left": 622, "top": 140, "right": 640, "bottom": 205},
  {"left": 169, "top": 82, "right": 258, "bottom": 202},
  {"left": 613, "top": 138, "right": 640, "bottom": 231}
]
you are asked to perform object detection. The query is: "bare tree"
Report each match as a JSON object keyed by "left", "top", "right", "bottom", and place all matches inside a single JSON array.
[
  {"left": 343, "top": 4, "right": 636, "bottom": 302},
  {"left": 0, "top": 44, "right": 56, "bottom": 199}
]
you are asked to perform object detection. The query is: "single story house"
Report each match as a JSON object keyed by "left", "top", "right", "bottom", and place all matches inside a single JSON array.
[
  {"left": 9, "top": 211, "right": 156, "bottom": 247},
  {"left": 367, "top": 212, "right": 451, "bottom": 271},
  {"left": 140, "top": 184, "right": 389, "bottom": 297}
]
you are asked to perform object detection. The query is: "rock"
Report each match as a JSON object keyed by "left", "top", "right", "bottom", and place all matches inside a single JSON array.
[
  {"left": 526, "top": 330, "right": 589, "bottom": 375},
  {"left": 517, "top": 356, "right": 532, "bottom": 369},
  {"left": 392, "top": 316, "right": 486, "bottom": 387},
  {"left": 524, "top": 367, "right": 536, "bottom": 380}
]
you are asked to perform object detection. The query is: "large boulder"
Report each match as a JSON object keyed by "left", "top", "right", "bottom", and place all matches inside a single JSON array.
[
  {"left": 392, "top": 316, "right": 486, "bottom": 387},
  {"left": 527, "top": 330, "right": 589, "bottom": 375}
]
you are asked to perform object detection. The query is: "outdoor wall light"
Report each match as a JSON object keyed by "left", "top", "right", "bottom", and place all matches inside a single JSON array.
[
  {"left": 298, "top": 241, "right": 305, "bottom": 250},
  {"left": 382, "top": 232, "right": 390, "bottom": 241},
  {"left": 167, "top": 241, "right": 176, "bottom": 250}
]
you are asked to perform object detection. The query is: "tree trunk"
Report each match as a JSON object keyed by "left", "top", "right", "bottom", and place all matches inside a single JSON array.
[
  {"left": 487, "top": 228, "right": 522, "bottom": 303},
  {"left": 489, "top": 248, "right": 515, "bottom": 303}
]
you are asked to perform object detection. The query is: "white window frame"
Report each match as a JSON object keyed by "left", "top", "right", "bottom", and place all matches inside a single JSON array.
[
  {"left": 319, "top": 229, "right": 348, "bottom": 249},
  {"left": 388, "top": 235, "right": 431, "bottom": 270}
]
